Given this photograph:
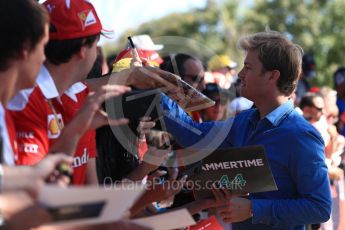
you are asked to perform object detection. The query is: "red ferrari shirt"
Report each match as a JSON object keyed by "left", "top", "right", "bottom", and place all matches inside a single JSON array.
[{"left": 8, "top": 66, "right": 96, "bottom": 184}]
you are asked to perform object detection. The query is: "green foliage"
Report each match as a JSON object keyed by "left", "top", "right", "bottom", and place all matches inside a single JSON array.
[
  {"left": 106, "top": 0, "right": 345, "bottom": 88},
  {"left": 241, "top": 0, "right": 345, "bottom": 87},
  {"left": 107, "top": 0, "right": 243, "bottom": 67}
]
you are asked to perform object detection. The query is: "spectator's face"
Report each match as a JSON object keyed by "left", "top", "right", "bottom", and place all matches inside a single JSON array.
[
  {"left": 311, "top": 97, "right": 325, "bottom": 122},
  {"left": 238, "top": 50, "right": 271, "bottom": 102},
  {"left": 182, "top": 59, "right": 205, "bottom": 91},
  {"left": 202, "top": 95, "right": 227, "bottom": 121},
  {"left": 20, "top": 24, "right": 49, "bottom": 89},
  {"left": 303, "top": 96, "right": 325, "bottom": 122},
  {"left": 326, "top": 106, "right": 339, "bottom": 125},
  {"left": 81, "top": 37, "right": 99, "bottom": 80},
  {"left": 217, "top": 66, "right": 236, "bottom": 80}
]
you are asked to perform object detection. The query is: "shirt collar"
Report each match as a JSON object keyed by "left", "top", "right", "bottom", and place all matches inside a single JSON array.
[
  {"left": 265, "top": 99, "right": 294, "bottom": 126},
  {"left": 37, "top": 65, "right": 59, "bottom": 99},
  {"left": 248, "top": 99, "right": 294, "bottom": 127},
  {"left": 64, "top": 82, "right": 87, "bottom": 102}
]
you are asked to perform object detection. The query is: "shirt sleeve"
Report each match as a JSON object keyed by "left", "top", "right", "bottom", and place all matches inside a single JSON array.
[
  {"left": 251, "top": 129, "right": 331, "bottom": 227},
  {"left": 161, "top": 93, "right": 233, "bottom": 150},
  {"left": 10, "top": 105, "right": 49, "bottom": 165}
]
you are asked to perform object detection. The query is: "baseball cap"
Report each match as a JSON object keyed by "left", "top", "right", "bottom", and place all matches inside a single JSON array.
[
  {"left": 43, "top": 0, "right": 111, "bottom": 40},
  {"left": 208, "top": 55, "right": 237, "bottom": 71},
  {"left": 112, "top": 48, "right": 163, "bottom": 71},
  {"left": 128, "top": 34, "right": 164, "bottom": 51},
  {"left": 112, "top": 48, "right": 163, "bottom": 72},
  {"left": 334, "top": 67, "right": 345, "bottom": 86}
]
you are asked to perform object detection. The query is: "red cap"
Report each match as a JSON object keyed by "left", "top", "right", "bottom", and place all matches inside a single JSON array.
[
  {"left": 43, "top": 0, "right": 103, "bottom": 40},
  {"left": 113, "top": 49, "right": 163, "bottom": 65},
  {"left": 141, "top": 50, "right": 163, "bottom": 64}
]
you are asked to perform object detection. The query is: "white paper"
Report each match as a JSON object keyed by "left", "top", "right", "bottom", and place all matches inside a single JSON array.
[
  {"left": 132, "top": 209, "right": 195, "bottom": 230},
  {"left": 39, "top": 183, "right": 144, "bottom": 227}
]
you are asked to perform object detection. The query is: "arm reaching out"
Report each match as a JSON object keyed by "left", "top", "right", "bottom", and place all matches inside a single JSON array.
[{"left": 50, "top": 85, "right": 130, "bottom": 155}]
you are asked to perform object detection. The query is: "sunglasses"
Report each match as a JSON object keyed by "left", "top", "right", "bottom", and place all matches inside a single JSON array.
[
  {"left": 213, "top": 99, "right": 228, "bottom": 106},
  {"left": 312, "top": 105, "right": 324, "bottom": 112}
]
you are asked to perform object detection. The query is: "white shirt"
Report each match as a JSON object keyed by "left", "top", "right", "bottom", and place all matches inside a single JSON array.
[{"left": 0, "top": 103, "right": 15, "bottom": 165}]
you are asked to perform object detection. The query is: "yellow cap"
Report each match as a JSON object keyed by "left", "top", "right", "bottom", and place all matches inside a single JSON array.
[
  {"left": 208, "top": 55, "right": 237, "bottom": 71},
  {"left": 112, "top": 58, "right": 132, "bottom": 73},
  {"left": 112, "top": 57, "right": 160, "bottom": 73}
]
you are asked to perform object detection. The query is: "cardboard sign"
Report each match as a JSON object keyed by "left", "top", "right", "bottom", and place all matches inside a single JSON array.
[
  {"left": 39, "top": 183, "right": 144, "bottom": 227},
  {"left": 158, "top": 72, "right": 215, "bottom": 112},
  {"left": 191, "top": 145, "right": 277, "bottom": 199}
]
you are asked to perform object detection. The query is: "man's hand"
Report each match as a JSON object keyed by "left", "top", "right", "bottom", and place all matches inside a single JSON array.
[
  {"left": 130, "top": 175, "right": 187, "bottom": 217},
  {"left": 142, "top": 146, "right": 171, "bottom": 170},
  {"left": 137, "top": 117, "right": 156, "bottom": 136},
  {"left": 50, "top": 84, "right": 130, "bottom": 155},
  {"left": 212, "top": 187, "right": 252, "bottom": 223},
  {"left": 182, "top": 197, "right": 220, "bottom": 215},
  {"left": 34, "top": 153, "right": 74, "bottom": 188},
  {"left": 105, "top": 66, "right": 174, "bottom": 89},
  {"left": 124, "top": 147, "right": 172, "bottom": 182},
  {"left": 77, "top": 84, "right": 131, "bottom": 133},
  {"left": 2, "top": 154, "right": 72, "bottom": 198},
  {"left": 0, "top": 192, "right": 52, "bottom": 229},
  {"left": 328, "top": 165, "right": 344, "bottom": 181},
  {"left": 146, "top": 174, "right": 187, "bottom": 203}
]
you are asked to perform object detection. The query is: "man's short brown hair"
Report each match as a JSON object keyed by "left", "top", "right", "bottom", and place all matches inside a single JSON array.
[
  {"left": 238, "top": 30, "right": 303, "bottom": 96},
  {"left": 0, "top": 0, "right": 49, "bottom": 71}
]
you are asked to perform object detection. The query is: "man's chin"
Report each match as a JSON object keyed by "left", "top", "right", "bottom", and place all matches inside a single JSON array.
[{"left": 21, "top": 79, "right": 37, "bottom": 90}]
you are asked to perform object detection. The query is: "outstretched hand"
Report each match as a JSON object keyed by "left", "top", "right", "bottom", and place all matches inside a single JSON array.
[
  {"left": 49, "top": 84, "right": 130, "bottom": 156},
  {"left": 79, "top": 84, "right": 131, "bottom": 132},
  {"left": 212, "top": 186, "right": 252, "bottom": 223},
  {"left": 2, "top": 154, "right": 73, "bottom": 198},
  {"left": 107, "top": 66, "right": 176, "bottom": 90}
]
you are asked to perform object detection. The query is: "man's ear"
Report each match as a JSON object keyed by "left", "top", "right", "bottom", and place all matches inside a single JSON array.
[
  {"left": 77, "top": 46, "right": 87, "bottom": 59},
  {"left": 269, "top": 70, "right": 280, "bottom": 82},
  {"left": 20, "top": 44, "right": 30, "bottom": 60},
  {"left": 21, "top": 50, "right": 29, "bottom": 60}
]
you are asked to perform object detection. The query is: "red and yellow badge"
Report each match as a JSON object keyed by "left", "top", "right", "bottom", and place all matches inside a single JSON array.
[
  {"left": 78, "top": 10, "right": 88, "bottom": 30},
  {"left": 78, "top": 9, "right": 97, "bottom": 30},
  {"left": 47, "top": 114, "right": 64, "bottom": 139}
]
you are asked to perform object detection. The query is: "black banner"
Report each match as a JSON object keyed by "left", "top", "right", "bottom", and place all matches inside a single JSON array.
[{"left": 191, "top": 145, "right": 277, "bottom": 199}]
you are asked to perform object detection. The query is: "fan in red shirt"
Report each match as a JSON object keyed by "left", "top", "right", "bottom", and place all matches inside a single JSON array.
[
  {"left": 8, "top": 0, "right": 173, "bottom": 185},
  {"left": 9, "top": 76, "right": 98, "bottom": 184},
  {"left": 8, "top": 0, "right": 131, "bottom": 185}
]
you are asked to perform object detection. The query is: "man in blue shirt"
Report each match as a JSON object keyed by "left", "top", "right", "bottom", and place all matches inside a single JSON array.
[{"left": 161, "top": 31, "right": 331, "bottom": 229}]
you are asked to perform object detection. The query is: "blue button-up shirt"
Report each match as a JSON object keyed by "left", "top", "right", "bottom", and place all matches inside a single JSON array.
[{"left": 161, "top": 95, "right": 331, "bottom": 230}]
